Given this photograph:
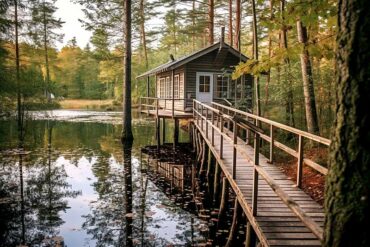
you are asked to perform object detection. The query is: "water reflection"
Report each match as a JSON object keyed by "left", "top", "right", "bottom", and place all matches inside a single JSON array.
[{"left": 0, "top": 111, "right": 206, "bottom": 246}]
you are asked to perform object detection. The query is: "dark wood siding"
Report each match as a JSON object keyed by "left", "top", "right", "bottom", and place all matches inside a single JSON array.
[{"left": 185, "top": 49, "right": 250, "bottom": 109}]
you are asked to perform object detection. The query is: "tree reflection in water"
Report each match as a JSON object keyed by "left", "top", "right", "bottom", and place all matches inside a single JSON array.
[
  {"left": 0, "top": 120, "right": 79, "bottom": 246},
  {"left": 0, "top": 112, "right": 208, "bottom": 246}
]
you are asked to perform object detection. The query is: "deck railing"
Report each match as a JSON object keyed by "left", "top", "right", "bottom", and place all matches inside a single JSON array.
[
  {"left": 139, "top": 97, "right": 188, "bottom": 117},
  {"left": 193, "top": 99, "right": 329, "bottom": 241}
]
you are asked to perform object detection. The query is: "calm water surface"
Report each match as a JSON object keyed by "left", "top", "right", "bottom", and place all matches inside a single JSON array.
[{"left": 0, "top": 110, "right": 207, "bottom": 246}]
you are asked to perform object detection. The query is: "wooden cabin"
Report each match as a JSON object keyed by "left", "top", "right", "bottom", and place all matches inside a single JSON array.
[{"left": 137, "top": 35, "right": 253, "bottom": 113}]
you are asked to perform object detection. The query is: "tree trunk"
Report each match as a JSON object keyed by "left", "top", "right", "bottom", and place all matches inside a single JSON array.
[
  {"left": 264, "top": 0, "right": 274, "bottom": 116},
  {"left": 228, "top": 0, "right": 233, "bottom": 46},
  {"left": 208, "top": 0, "right": 214, "bottom": 45},
  {"left": 122, "top": 0, "right": 133, "bottom": 142},
  {"left": 251, "top": 0, "right": 261, "bottom": 117},
  {"left": 296, "top": 20, "right": 319, "bottom": 134},
  {"left": 43, "top": 1, "right": 51, "bottom": 102},
  {"left": 234, "top": 0, "right": 240, "bottom": 50},
  {"left": 324, "top": 0, "right": 370, "bottom": 246},
  {"left": 14, "top": 0, "right": 22, "bottom": 146},
  {"left": 281, "top": 0, "right": 295, "bottom": 127},
  {"left": 139, "top": 0, "right": 148, "bottom": 69},
  {"left": 192, "top": 0, "right": 195, "bottom": 51}
]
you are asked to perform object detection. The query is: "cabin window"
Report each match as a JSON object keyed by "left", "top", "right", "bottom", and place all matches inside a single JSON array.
[
  {"left": 174, "top": 75, "right": 180, "bottom": 99},
  {"left": 165, "top": 76, "right": 172, "bottom": 98},
  {"left": 199, "top": 75, "right": 211, "bottom": 93},
  {"left": 159, "top": 78, "right": 165, "bottom": 97},
  {"left": 215, "top": 75, "right": 228, "bottom": 98}
]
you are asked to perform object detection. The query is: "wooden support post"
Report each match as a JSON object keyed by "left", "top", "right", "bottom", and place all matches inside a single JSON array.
[
  {"left": 225, "top": 198, "right": 242, "bottom": 247},
  {"left": 162, "top": 118, "right": 166, "bottom": 145},
  {"left": 156, "top": 118, "right": 160, "bottom": 151},
  {"left": 269, "top": 124, "right": 274, "bottom": 164},
  {"left": 246, "top": 117, "right": 250, "bottom": 145},
  {"left": 232, "top": 120, "right": 238, "bottom": 179},
  {"left": 196, "top": 131, "right": 201, "bottom": 161},
  {"left": 252, "top": 133, "right": 260, "bottom": 216},
  {"left": 172, "top": 70, "right": 175, "bottom": 118},
  {"left": 211, "top": 110, "right": 215, "bottom": 146},
  {"left": 154, "top": 75, "right": 157, "bottom": 97},
  {"left": 156, "top": 98, "right": 159, "bottom": 118},
  {"left": 199, "top": 140, "right": 208, "bottom": 177},
  {"left": 173, "top": 119, "right": 179, "bottom": 149},
  {"left": 213, "top": 162, "right": 221, "bottom": 205},
  {"left": 146, "top": 76, "right": 150, "bottom": 97},
  {"left": 246, "top": 223, "right": 256, "bottom": 247},
  {"left": 297, "top": 135, "right": 303, "bottom": 188},
  {"left": 206, "top": 108, "right": 209, "bottom": 138},
  {"left": 206, "top": 148, "right": 214, "bottom": 178},
  {"left": 201, "top": 105, "right": 204, "bottom": 131},
  {"left": 217, "top": 177, "right": 229, "bottom": 230},
  {"left": 139, "top": 97, "right": 142, "bottom": 113},
  {"left": 196, "top": 131, "right": 202, "bottom": 163},
  {"left": 220, "top": 116, "right": 224, "bottom": 159}
]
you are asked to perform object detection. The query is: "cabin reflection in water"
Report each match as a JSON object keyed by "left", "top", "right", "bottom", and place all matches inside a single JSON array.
[{"left": 140, "top": 145, "right": 194, "bottom": 194}]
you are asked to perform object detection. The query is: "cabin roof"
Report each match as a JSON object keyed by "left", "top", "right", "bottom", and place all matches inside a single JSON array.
[{"left": 136, "top": 42, "right": 248, "bottom": 79}]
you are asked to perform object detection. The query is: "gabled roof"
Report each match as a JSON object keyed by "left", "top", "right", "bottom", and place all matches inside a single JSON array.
[{"left": 137, "top": 42, "right": 248, "bottom": 79}]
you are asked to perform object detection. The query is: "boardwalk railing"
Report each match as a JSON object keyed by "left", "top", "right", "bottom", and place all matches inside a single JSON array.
[
  {"left": 211, "top": 102, "right": 330, "bottom": 181},
  {"left": 193, "top": 100, "right": 329, "bottom": 241},
  {"left": 139, "top": 97, "right": 187, "bottom": 117}
]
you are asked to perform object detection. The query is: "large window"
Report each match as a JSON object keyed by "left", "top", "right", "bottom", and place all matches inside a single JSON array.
[
  {"left": 198, "top": 75, "right": 211, "bottom": 93},
  {"left": 165, "top": 76, "right": 172, "bottom": 98},
  {"left": 174, "top": 75, "right": 180, "bottom": 99},
  {"left": 159, "top": 78, "right": 165, "bottom": 97},
  {"left": 215, "top": 74, "right": 228, "bottom": 98}
]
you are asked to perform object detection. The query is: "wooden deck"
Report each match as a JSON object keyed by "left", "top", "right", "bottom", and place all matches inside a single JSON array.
[
  {"left": 192, "top": 100, "right": 329, "bottom": 246},
  {"left": 140, "top": 109, "right": 193, "bottom": 119}
]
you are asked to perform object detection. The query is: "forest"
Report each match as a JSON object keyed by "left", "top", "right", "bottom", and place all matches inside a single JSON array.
[{"left": 1, "top": 0, "right": 336, "bottom": 136}]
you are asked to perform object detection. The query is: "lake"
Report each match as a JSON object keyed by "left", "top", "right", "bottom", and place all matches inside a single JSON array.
[{"left": 0, "top": 110, "right": 208, "bottom": 246}]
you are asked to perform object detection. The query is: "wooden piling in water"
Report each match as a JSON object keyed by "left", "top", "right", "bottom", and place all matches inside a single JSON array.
[
  {"left": 226, "top": 198, "right": 242, "bottom": 247},
  {"left": 217, "top": 176, "right": 229, "bottom": 230},
  {"left": 156, "top": 118, "right": 160, "bottom": 151},
  {"left": 213, "top": 162, "right": 221, "bottom": 205},
  {"left": 199, "top": 140, "right": 208, "bottom": 177},
  {"left": 206, "top": 148, "right": 214, "bottom": 178},
  {"left": 246, "top": 222, "right": 257, "bottom": 247},
  {"left": 196, "top": 131, "right": 202, "bottom": 164},
  {"left": 162, "top": 118, "right": 166, "bottom": 144},
  {"left": 173, "top": 119, "right": 179, "bottom": 149}
]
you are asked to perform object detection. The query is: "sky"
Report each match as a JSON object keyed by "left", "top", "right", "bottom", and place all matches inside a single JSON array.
[{"left": 55, "top": 0, "right": 92, "bottom": 50}]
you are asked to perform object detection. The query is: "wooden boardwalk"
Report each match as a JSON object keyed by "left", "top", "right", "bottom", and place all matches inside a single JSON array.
[
  {"left": 192, "top": 100, "right": 329, "bottom": 247},
  {"left": 140, "top": 109, "right": 193, "bottom": 119}
]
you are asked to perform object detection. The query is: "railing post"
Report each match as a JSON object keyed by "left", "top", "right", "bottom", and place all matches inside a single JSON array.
[
  {"left": 139, "top": 97, "right": 142, "bottom": 113},
  {"left": 156, "top": 98, "right": 159, "bottom": 118},
  {"left": 220, "top": 115, "right": 224, "bottom": 159},
  {"left": 269, "top": 124, "right": 274, "bottom": 164},
  {"left": 211, "top": 110, "right": 214, "bottom": 146},
  {"left": 252, "top": 132, "right": 260, "bottom": 216},
  {"left": 206, "top": 108, "right": 209, "bottom": 138},
  {"left": 193, "top": 101, "right": 196, "bottom": 120},
  {"left": 196, "top": 102, "right": 199, "bottom": 127},
  {"left": 232, "top": 120, "right": 238, "bottom": 179},
  {"left": 297, "top": 135, "right": 303, "bottom": 188},
  {"left": 201, "top": 104, "right": 204, "bottom": 131}
]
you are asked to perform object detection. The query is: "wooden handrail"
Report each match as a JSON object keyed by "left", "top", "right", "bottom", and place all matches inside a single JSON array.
[
  {"left": 193, "top": 100, "right": 325, "bottom": 241},
  {"left": 211, "top": 101, "right": 330, "bottom": 146}
]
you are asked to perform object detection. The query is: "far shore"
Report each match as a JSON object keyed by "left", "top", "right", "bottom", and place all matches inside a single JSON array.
[{"left": 59, "top": 99, "right": 137, "bottom": 111}]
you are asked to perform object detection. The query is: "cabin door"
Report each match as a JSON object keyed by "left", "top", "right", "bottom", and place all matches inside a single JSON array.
[{"left": 196, "top": 72, "right": 213, "bottom": 103}]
